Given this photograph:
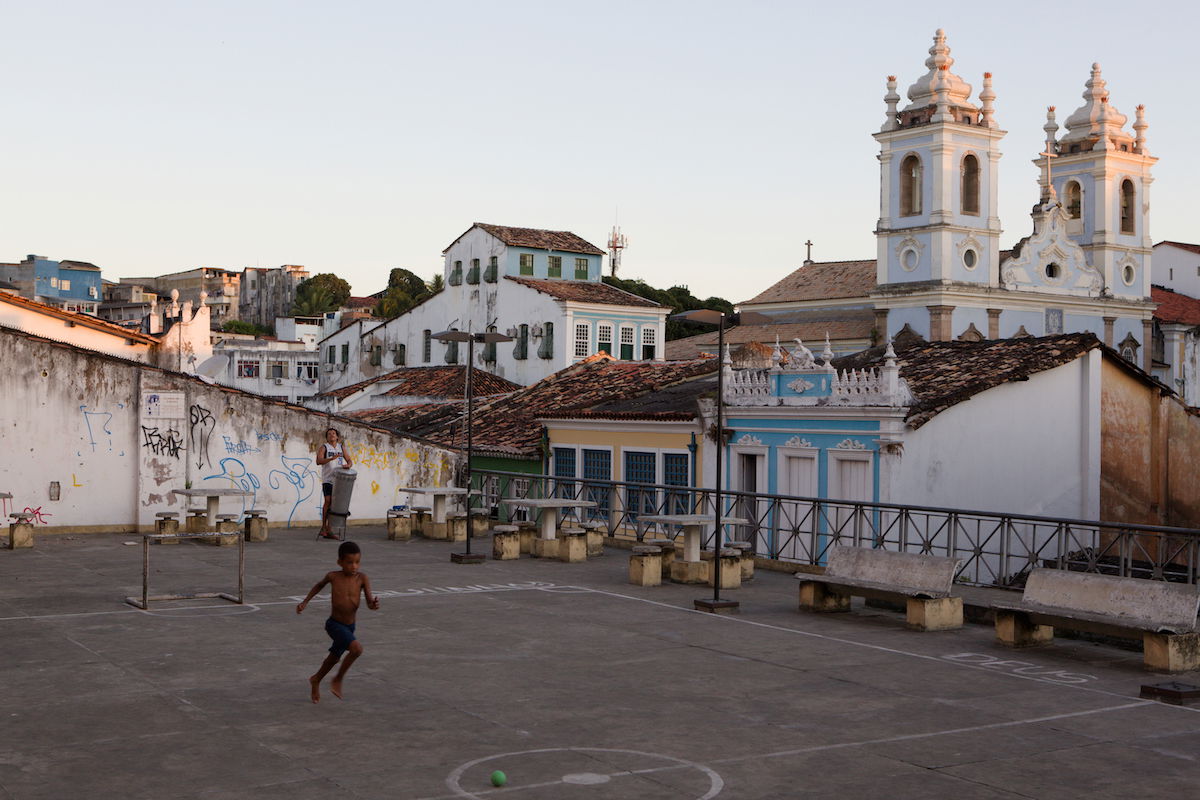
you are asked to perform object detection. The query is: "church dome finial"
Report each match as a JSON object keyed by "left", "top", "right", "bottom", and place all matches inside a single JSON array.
[
  {"left": 1061, "top": 62, "right": 1129, "bottom": 145},
  {"left": 903, "top": 29, "right": 977, "bottom": 115}
]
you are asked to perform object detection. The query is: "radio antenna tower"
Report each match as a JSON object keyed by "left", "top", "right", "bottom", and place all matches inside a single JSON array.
[{"left": 607, "top": 225, "right": 628, "bottom": 277}]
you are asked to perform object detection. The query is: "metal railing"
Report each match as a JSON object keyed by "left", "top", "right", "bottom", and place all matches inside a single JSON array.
[{"left": 473, "top": 469, "right": 1200, "bottom": 588}]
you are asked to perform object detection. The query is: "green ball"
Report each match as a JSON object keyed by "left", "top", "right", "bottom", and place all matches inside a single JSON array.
[{"left": 490, "top": 770, "right": 507, "bottom": 787}]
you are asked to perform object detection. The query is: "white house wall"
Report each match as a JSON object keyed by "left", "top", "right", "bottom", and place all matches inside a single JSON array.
[
  {"left": 893, "top": 355, "right": 1099, "bottom": 519},
  {"left": 0, "top": 329, "right": 461, "bottom": 534},
  {"left": 1152, "top": 244, "right": 1200, "bottom": 297}
]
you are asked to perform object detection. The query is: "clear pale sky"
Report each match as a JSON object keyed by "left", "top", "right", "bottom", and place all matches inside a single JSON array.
[{"left": 4, "top": 0, "right": 1196, "bottom": 303}]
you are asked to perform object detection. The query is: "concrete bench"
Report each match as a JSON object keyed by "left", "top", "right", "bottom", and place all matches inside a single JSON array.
[
  {"left": 445, "top": 511, "right": 468, "bottom": 543},
  {"left": 558, "top": 528, "right": 587, "bottom": 563},
  {"left": 8, "top": 513, "right": 34, "bottom": 549},
  {"left": 243, "top": 509, "right": 269, "bottom": 543},
  {"left": 185, "top": 508, "right": 208, "bottom": 533},
  {"left": 581, "top": 521, "right": 606, "bottom": 557},
  {"left": 629, "top": 545, "right": 663, "bottom": 586},
  {"left": 646, "top": 538, "right": 677, "bottom": 579},
  {"left": 154, "top": 511, "right": 181, "bottom": 543},
  {"left": 993, "top": 569, "right": 1200, "bottom": 673},
  {"left": 208, "top": 514, "right": 240, "bottom": 546},
  {"left": 727, "top": 540, "right": 754, "bottom": 581},
  {"left": 516, "top": 521, "right": 537, "bottom": 554},
  {"left": 708, "top": 548, "right": 742, "bottom": 590},
  {"left": 492, "top": 525, "right": 520, "bottom": 560},
  {"left": 469, "top": 512, "right": 490, "bottom": 539},
  {"left": 796, "top": 547, "right": 964, "bottom": 631},
  {"left": 387, "top": 509, "right": 412, "bottom": 541}
]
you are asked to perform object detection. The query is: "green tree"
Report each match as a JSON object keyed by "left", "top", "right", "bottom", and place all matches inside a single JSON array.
[
  {"left": 427, "top": 273, "right": 444, "bottom": 294},
  {"left": 373, "top": 267, "right": 433, "bottom": 319},
  {"left": 292, "top": 274, "right": 351, "bottom": 315},
  {"left": 221, "top": 319, "right": 273, "bottom": 336},
  {"left": 601, "top": 276, "right": 734, "bottom": 340}
]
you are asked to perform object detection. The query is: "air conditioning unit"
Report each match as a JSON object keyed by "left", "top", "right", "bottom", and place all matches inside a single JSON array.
[
  {"left": 273, "top": 378, "right": 283, "bottom": 385},
  {"left": 505, "top": 327, "right": 518, "bottom": 337},
  {"left": 337, "top": 364, "right": 347, "bottom": 371},
  {"left": 530, "top": 324, "right": 544, "bottom": 337},
  {"left": 322, "top": 363, "right": 333, "bottom": 373}
]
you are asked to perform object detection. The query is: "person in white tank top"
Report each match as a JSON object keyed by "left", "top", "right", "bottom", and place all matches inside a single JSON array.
[{"left": 316, "top": 427, "right": 353, "bottom": 539}]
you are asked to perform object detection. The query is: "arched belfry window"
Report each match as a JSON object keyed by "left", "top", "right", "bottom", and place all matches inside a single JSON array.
[
  {"left": 900, "top": 155, "right": 922, "bottom": 217},
  {"left": 1120, "top": 179, "right": 1136, "bottom": 234},
  {"left": 1065, "top": 181, "right": 1082, "bottom": 219},
  {"left": 961, "top": 154, "right": 980, "bottom": 215}
]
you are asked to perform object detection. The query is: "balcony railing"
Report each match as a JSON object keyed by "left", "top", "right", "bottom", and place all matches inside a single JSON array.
[{"left": 472, "top": 469, "right": 1200, "bottom": 588}]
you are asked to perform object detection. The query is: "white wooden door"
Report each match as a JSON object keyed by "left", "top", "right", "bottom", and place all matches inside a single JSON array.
[{"left": 776, "top": 455, "right": 818, "bottom": 559}]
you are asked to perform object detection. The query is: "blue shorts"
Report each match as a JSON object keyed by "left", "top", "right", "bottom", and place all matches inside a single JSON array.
[{"left": 325, "top": 617, "right": 356, "bottom": 657}]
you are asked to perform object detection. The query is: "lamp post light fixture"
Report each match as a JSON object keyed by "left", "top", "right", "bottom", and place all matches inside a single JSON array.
[
  {"left": 431, "top": 328, "right": 513, "bottom": 564},
  {"left": 669, "top": 308, "right": 771, "bottom": 613}
]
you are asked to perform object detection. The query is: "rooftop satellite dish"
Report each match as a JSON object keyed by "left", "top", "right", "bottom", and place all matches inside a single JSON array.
[{"left": 195, "top": 354, "right": 229, "bottom": 378}]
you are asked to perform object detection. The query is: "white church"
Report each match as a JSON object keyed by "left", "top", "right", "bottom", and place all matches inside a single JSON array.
[{"left": 738, "top": 30, "right": 1159, "bottom": 373}]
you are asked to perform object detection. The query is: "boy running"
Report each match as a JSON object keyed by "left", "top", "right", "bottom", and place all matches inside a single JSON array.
[{"left": 296, "top": 540, "right": 380, "bottom": 702}]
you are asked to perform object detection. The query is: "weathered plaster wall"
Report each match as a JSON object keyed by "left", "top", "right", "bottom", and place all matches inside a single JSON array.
[
  {"left": 0, "top": 329, "right": 461, "bottom": 533},
  {"left": 1099, "top": 358, "right": 1159, "bottom": 525},
  {"left": 1166, "top": 403, "right": 1200, "bottom": 527}
]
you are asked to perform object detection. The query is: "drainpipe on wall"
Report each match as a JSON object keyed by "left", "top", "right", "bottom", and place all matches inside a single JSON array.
[{"left": 688, "top": 431, "right": 698, "bottom": 487}]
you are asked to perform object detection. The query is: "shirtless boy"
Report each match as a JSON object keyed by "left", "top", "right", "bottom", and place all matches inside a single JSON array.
[{"left": 296, "top": 540, "right": 380, "bottom": 702}]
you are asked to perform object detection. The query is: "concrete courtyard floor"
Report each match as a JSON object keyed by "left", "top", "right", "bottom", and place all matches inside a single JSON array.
[{"left": 3, "top": 527, "right": 1200, "bottom": 799}]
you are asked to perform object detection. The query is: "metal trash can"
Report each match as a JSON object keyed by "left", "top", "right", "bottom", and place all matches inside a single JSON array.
[{"left": 329, "top": 468, "right": 357, "bottom": 524}]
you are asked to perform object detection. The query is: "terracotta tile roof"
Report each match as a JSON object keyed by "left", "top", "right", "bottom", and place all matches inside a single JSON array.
[
  {"left": 343, "top": 296, "right": 377, "bottom": 310},
  {"left": 741, "top": 259, "right": 876, "bottom": 305},
  {"left": 446, "top": 223, "right": 605, "bottom": 256},
  {"left": 0, "top": 291, "right": 158, "bottom": 344},
  {"left": 832, "top": 333, "right": 1105, "bottom": 429},
  {"left": 318, "top": 366, "right": 520, "bottom": 402},
  {"left": 542, "top": 373, "right": 716, "bottom": 422},
  {"left": 1152, "top": 285, "right": 1200, "bottom": 326},
  {"left": 350, "top": 356, "right": 716, "bottom": 457},
  {"left": 505, "top": 276, "right": 662, "bottom": 307},
  {"left": 1155, "top": 240, "right": 1200, "bottom": 256},
  {"left": 664, "top": 313, "right": 876, "bottom": 360}
]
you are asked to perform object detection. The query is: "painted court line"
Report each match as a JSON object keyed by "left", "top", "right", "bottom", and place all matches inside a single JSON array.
[
  {"left": 416, "top": 702, "right": 1148, "bottom": 800},
  {"left": 576, "top": 585, "right": 1200, "bottom": 713}
]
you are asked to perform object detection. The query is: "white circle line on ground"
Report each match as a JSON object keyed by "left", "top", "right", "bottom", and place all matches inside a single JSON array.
[{"left": 440, "top": 746, "right": 723, "bottom": 800}]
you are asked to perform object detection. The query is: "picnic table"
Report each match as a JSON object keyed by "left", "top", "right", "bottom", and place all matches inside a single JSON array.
[
  {"left": 399, "top": 487, "right": 470, "bottom": 524},
  {"left": 506, "top": 498, "right": 597, "bottom": 540},
  {"left": 640, "top": 513, "right": 749, "bottom": 563},
  {"left": 172, "top": 488, "right": 254, "bottom": 528}
]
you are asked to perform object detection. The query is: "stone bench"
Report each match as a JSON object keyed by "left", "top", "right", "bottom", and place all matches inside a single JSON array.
[
  {"left": 708, "top": 548, "right": 742, "bottom": 590},
  {"left": 629, "top": 545, "right": 663, "bottom": 586},
  {"left": 154, "top": 511, "right": 180, "bottom": 543},
  {"left": 469, "top": 512, "right": 490, "bottom": 539},
  {"left": 209, "top": 514, "right": 241, "bottom": 546},
  {"left": 727, "top": 540, "right": 754, "bottom": 581},
  {"left": 387, "top": 508, "right": 412, "bottom": 541},
  {"left": 993, "top": 569, "right": 1200, "bottom": 673},
  {"left": 646, "top": 538, "right": 677, "bottom": 579},
  {"left": 446, "top": 511, "right": 468, "bottom": 543},
  {"left": 796, "top": 547, "right": 964, "bottom": 631},
  {"left": 185, "top": 508, "right": 208, "bottom": 533},
  {"left": 8, "top": 513, "right": 34, "bottom": 549},
  {"left": 492, "top": 525, "right": 520, "bottom": 560},
  {"left": 581, "top": 521, "right": 606, "bottom": 557},
  {"left": 516, "top": 521, "right": 537, "bottom": 554},
  {"left": 243, "top": 509, "right": 269, "bottom": 543},
  {"left": 558, "top": 528, "right": 587, "bottom": 563}
]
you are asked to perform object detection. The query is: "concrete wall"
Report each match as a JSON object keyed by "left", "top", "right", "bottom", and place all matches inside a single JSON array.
[
  {"left": 1100, "top": 357, "right": 1160, "bottom": 525},
  {"left": 897, "top": 355, "right": 1098, "bottom": 519},
  {"left": 0, "top": 328, "right": 461, "bottom": 534},
  {"left": 1166, "top": 402, "right": 1200, "bottom": 527}
]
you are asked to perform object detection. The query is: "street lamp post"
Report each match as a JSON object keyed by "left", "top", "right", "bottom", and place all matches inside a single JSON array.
[
  {"left": 432, "top": 327, "right": 513, "bottom": 564},
  {"left": 670, "top": 309, "right": 770, "bottom": 612}
]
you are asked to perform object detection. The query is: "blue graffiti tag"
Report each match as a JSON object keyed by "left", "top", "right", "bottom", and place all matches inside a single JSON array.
[
  {"left": 202, "top": 457, "right": 261, "bottom": 521},
  {"left": 268, "top": 454, "right": 321, "bottom": 527},
  {"left": 80, "top": 405, "right": 115, "bottom": 453}
]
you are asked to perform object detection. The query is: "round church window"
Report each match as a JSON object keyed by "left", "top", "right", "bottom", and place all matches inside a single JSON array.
[
  {"left": 963, "top": 249, "right": 977, "bottom": 269},
  {"left": 902, "top": 248, "right": 919, "bottom": 271},
  {"left": 1122, "top": 264, "right": 1136, "bottom": 285}
]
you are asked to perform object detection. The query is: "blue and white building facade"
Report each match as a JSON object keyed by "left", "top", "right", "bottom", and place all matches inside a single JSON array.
[
  {"left": 0, "top": 255, "right": 102, "bottom": 314},
  {"left": 871, "top": 31, "right": 1157, "bottom": 370}
]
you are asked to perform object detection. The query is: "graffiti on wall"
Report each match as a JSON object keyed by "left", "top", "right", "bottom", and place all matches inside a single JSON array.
[
  {"left": 268, "top": 454, "right": 321, "bottom": 527},
  {"left": 257, "top": 431, "right": 283, "bottom": 443},
  {"left": 79, "top": 404, "right": 126, "bottom": 457},
  {"left": 22, "top": 506, "right": 53, "bottom": 525},
  {"left": 141, "top": 426, "right": 184, "bottom": 459},
  {"left": 189, "top": 404, "right": 215, "bottom": 469},
  {"left": 222, "top": 436, "right": 261, "bottom": 455}
]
